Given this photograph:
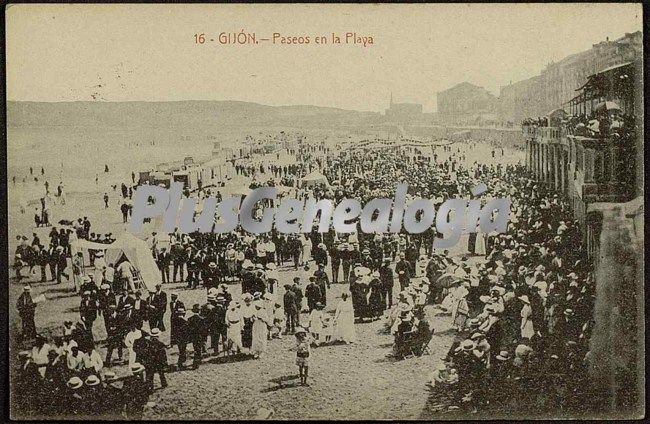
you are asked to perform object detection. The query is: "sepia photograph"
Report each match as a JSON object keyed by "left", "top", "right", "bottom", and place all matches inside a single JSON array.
[{"left": 5, "top": 3, "right": 645, "bottom": 420}]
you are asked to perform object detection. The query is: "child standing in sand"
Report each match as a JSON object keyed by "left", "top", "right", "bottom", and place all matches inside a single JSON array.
[{"left": 293, "top": 327, "right": 311, "bottom": 386}]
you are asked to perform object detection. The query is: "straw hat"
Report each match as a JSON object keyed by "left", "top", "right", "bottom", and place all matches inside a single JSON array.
[
  {"left": 130, "top": 363, "right": 145, "bottom": 374},
  {"left": 496, "top": 351, "right": 511, "bottom": 361},
  {"left": 470, "top": 332, "right": 484, "bottom": 341},
  {"left": 67, "top": 376, "right": 83, "bottom": 389},
  {"left": 103, "top": 371, "right": 118, "bottom": 382},
  {"left": 85, "top": 375, "right": 101, "bottom": 386},
  {"left": 461, "top": 340, "right": 476, "bottom": 351}
]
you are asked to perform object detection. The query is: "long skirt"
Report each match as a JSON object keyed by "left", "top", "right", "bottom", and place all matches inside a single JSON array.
[
  {"left": 241, "top": 318, "right": 253, "bottom": 349},
  {"left": 251, "top": 321, "right": 268, "bottom": 355},
  {"left": 334, "top": 313, "right": 357, "bottom": 343},
  {"left": 475, "top": 234, "right": 487, "bottom": 256},
  {"left": 227, "top": 322, "right": 242, "bottom": 351}
]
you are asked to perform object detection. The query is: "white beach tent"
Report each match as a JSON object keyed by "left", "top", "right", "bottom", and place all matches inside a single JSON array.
[{"left": 71, "top": 232, "right": 161, "bottom": 291}]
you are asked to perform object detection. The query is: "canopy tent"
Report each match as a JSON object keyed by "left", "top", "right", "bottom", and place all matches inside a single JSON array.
[
  {"left": 72, "top": 232, "right": 161, "bottom": 291},
  {"left": 71, "top": 238, "right": 108, "bottom": 251},
  {"left": 300, "top": 171, "right": 329, "bottom": 187}
]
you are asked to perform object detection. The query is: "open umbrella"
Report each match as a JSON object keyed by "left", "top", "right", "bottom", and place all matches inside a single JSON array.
[
  {"left": 595, "top": 101, "right": 621, "bottom": 112},
  {"left": 436, "top": 273, "right": 462, "bottom": 288}
]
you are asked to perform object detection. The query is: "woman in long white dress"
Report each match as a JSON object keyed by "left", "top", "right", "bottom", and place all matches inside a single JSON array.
[
  {"left": 251, "top": 300, "right": 270, "bottom": 358},
  {"left": 307, "top": 304, "right": 325, "bottom": 345},
  {"left": 225, "top": 302, "right": 242, "bottom": 354},
  {"left": 333, "top": 293, "right": 357, "bottom": 344},
  {"left": 520, "top": 296, "right": 535, "bottom": 339},
  {"left": 474, "top": 225, "right": 487, "bottom": 256},
  {"left": 301, "top": 235, "right": 312, "bottom": 266}
]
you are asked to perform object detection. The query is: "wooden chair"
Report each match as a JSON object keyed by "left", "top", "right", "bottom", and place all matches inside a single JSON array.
[{"left": 420, "top": 328, "right": 436, "bottom": 356}]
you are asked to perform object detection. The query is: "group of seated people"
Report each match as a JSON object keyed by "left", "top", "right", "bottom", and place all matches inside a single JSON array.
[
  {"left": 523, "top": 110, "right": 635, "bottom": 141},
  {"left": 13, "top": 331, "right": 154, "bottom": 419}
]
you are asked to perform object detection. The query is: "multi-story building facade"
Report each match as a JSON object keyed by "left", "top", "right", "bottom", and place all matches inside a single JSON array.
[
  {"left": 523, "top": 59, "right": 642, "bottom": 260},
  {"left": 524, "top": 59, "right": 643, "bottom": 414},
  {"left": 498, "top": 31, "right": 642, "bottom": 123},
  {"left": 498, "top": 76, "right": 542, "bottom": 125},
  {"left": 436, "top": 82, "right": 497, "bottom": 126}
]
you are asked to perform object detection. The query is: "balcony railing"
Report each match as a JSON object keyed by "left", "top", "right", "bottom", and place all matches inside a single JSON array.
[{"left": 522, "top": 125, "right": 564, "bottom": 143}]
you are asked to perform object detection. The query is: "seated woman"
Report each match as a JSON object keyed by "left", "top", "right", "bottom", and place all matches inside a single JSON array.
[
  {"left": 392, "top": 308, "right": 419, "bottom": 359},
  {"left": 412, "top": 316, "right": 433, "bottom": 356}
]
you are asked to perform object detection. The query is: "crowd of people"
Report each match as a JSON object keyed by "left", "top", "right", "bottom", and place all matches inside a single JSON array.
[
  {"left": 416, "top": 167, "right": 596, "bottom": 414},
  {"left": 12, "top": 136, "right": 598, "bottom": 417},
  {"left": 522, "top": 107, "right": 635, "bottom": 141}
]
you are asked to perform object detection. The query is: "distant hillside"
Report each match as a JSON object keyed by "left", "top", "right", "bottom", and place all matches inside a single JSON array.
[{"left": 7, "top": 101, "right": 382, "bottom": 128}]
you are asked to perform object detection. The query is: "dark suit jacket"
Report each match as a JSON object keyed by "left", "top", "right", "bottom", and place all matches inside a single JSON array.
[{"left": 149, "top": 291, "right": 168, "bottom": 314}]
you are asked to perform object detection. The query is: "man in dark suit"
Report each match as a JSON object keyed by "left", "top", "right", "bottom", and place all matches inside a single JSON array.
[
  {"left": 171, "top": 243, "right": 186, "bottom": 283},
  {"left": 187, "top": 304, "right": 206, "bottom": 369},
  {"left": 123, "top": 364, "right": 150, "bottom": 420},
  {"left": 210, "top": 296, "right": 227, "bottom": 355},
  {"left": 283, "top": 285, "right": 298, "bottom": 334},
  {"left": 104, "top": 305, "right": 125, "bottom": 364},
  {"left": 379, "top": 258, "right": 394, "bottom": 309},
  {"left": 305, "top": 277, "right": 321, "bottom": 312},
  {"left": 16, "top": 286, "right": 37, "bottom": 341},
  {"left": 72, "top": 319, "right": 95, "bottom": 353},
  {"left": 170, "top": 307, "right": 188, "bottom": 369},
  {"left": 290, "top": 278, "right": 304, "bottom": 324},
  {"left": 395, "top": 253, "right": 412, "bottom": 290},
  {"left": 148, "top": 284, "right": 167, "bottom": 331},
  {"left": 132, "top": 291, "right": 148, "bottom": 329},
  {"left": 146, "top": 328, "right": 168, "bottom": 390},
  {"left": 169, "top": 293, "right": 185, "bottom": 348},
  {"left": 314, "top": 265, "right": 330, "bottom": 305},
  {"left": 156, "top": 248, "right": 171, "bottom": 284},
  {"left": 79, "top": 291, "right": 99, "bottom": 330},
  {"left": 116, "top": 289, "right": 134, "bottom": 312}
]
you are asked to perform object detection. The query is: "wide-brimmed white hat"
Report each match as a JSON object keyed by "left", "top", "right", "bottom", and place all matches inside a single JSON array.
[
  {"left": 130, "top": 363, "right": 145, "bottom": 374},
  {"left": 67, "top": 376, "right": 83, "bottom": 389},
  {"left": 85, "top": 375, "right": 101, "bottom": 386}
]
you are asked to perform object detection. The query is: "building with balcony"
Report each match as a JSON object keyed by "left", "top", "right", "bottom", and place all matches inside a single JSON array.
[
  {"left": 498, "top": 31, "right": 642, "bottom": 123},
  {"left": 524, "top": 58, "right": 643, "bottom": 416},
  {"left": 523, "top": 59, "right": 642, "bottom": 261}
]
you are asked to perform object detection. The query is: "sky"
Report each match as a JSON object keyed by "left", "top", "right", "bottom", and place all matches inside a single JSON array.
[{"left": 6, "top": 3, "right": 643, "bottom": 112}]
